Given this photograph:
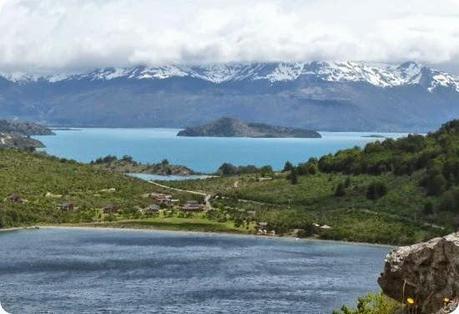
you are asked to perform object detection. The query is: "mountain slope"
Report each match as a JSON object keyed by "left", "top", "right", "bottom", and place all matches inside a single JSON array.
[{"left": 0, "top": 61, "right": 458, "bottom": 131}]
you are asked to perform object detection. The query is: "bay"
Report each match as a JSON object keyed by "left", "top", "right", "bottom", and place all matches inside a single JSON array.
[{"left": 0, "top": 228, "right": 389, "bottom": 314}]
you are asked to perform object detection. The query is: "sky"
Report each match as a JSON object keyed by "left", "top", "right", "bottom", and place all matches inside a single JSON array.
[{"left": 0, "top": 0, "right": 459, "bottom": 74}]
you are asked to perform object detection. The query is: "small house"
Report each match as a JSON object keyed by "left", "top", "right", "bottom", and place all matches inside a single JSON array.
[
  {"left": 292, "top": 228, "right": 305, "bottom": 237},
  {"left": 144, "top": 204, "right": 160, "bottom": 214},
  {"left": 257, "top": 222, "right": 268, "bottom": 229},
  {"left": 150, "top": 193, "right": 173, "bottom": 206},
  {"left": 59, "top": 202, "right": 75, "bottom": 212},
  {"left": 182, "top": 200, "right": 204, "bottom": 212}
]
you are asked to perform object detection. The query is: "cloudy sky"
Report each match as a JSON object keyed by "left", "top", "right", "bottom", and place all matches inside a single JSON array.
[{"left": 0, "top": 0, "right": 459, "bottom": 74}]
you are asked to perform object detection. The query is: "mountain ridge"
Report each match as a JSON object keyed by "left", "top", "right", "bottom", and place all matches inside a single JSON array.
[
  {"left": 2, "top": 61, "right": 458, "bottom": 92},
  {"left": 1, "top": 61, "right": 458, "bottom": 132}
]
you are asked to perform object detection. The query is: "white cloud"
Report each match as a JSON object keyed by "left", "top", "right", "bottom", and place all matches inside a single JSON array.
[{"left": 0, "top": 0, "right": 459, "bottom": 74}]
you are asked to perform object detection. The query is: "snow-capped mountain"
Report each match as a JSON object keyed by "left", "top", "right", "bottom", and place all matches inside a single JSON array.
[
  {"left": 0, "top": 61, "right": 458, "bottom": 131},
  {"left": 2, "top": 61, "right": 458, "bottom": 92}
]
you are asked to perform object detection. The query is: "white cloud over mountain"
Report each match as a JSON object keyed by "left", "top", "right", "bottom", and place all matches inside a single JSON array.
[{"left": 0, "top": 0, "right": 458, "bottom": 74}]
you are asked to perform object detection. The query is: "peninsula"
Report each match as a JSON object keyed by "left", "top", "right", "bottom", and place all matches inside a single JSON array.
[{"left": 0, "top": 119, "right": 54, "bottom": 150}]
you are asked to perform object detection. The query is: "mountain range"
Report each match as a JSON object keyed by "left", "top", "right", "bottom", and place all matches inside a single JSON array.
[{"left": 1, "top": 61, "right": 458, "bottom": 131}]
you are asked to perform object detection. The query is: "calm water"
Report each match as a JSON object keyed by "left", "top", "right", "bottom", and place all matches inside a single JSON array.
[
  {"left": 0, "top": 229, "right": 389, "bottom": 314},
  {"left": 127, "top": 173, "right": 214, "bottom": 181},
  {"left": 35, "top": 128, "right": 406, "bottom": 173}
]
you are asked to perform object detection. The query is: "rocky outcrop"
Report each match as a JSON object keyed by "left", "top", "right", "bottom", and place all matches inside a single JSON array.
[
  {"left": 0, "top": 120, "right": 54, "bottom": 136},
  {"left": 0, "top": 132, "right": 45, "bottom": 150},
  {"left": 378, "top": 233, "right": 459, "bottom": 313}
]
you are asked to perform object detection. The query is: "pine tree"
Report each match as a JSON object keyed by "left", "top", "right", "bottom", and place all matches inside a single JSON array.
[
  {"left": 289, "top": 168, "right": 298, "bottom": 185},
  {"left": 283, "top": 161, "right": 294, "bottom": 172}
]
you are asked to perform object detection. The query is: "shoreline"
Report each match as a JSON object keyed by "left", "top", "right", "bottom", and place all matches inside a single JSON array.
[
  {"left": 3, "top": 224, "right": 394, "bottom": 249},
  {"left": 0, "top": 226, "right": 40, "bottom": 233}
]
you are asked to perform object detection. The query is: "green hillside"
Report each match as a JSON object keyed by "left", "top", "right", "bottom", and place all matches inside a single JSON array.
[
  {"left": 0, "top": 149, "right": 200, "bottom": 228},
  {"left": 3, "top": 120, "right": 459, "bottom": 245},
  {"left": 164, "top": 120, "right": 459, "bottom": 244}
]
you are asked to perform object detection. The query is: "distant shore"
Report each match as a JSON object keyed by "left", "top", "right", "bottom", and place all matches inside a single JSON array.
[
  {"left": 0, "top": 226, "right": 40, "bottom": 233},
  {"left": 3, "top": 224, "right": 394, "bottom": 248}
]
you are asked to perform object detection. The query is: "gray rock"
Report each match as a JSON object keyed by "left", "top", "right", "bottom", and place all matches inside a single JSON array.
[{"left": 378, "top": 233, "right": 459, "bottom": 313}]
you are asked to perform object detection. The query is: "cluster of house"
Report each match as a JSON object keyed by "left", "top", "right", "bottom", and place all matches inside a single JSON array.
[
  {"left": 256, "top": 222, "right": 276, "bottom": 236},
  {"left": 312, "top": 223, "right": 332, "bottom": 231},
  {"left": 256, "top": 221, "right": 333, "bottom": 237},
  {"left": 149, "top": 193, "right": 205, "bottom": 212},
  {"left": 99, "top": 193, "right": 205, "bottom": 215},
  {"left": 3, "top": 189, "right": 204, "bottom": 217}
]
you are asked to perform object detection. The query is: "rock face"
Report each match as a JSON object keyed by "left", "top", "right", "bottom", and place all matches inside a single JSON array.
[
  {"left": 378, "top": 233, "right": 459, "bottom": 313},
  {"left": 0, "top": 120, "right": 52, "bottom": 150},
  {"left": 177, "top": 117, "right": 321, "bottom": 138},
  {"left": 0, "top": 132, "right": 45, "bottom": 149},
  {"left": 0, "top": 120, "right": 54, "bottom": 136}
]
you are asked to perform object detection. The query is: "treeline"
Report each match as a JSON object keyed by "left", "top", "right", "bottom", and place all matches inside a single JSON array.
[
  {"left": 91, "top": 155, "right": 139, "bottom": 165},
  {"left": 284, "top": 119, "right": 459, "bottom": 212},
  {"left": 217, "top": 163, "right": 274, "bottom": 176}
]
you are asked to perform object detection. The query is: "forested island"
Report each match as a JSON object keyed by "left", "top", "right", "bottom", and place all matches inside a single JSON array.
[{"left": 177, "top": 117, "right": 321, "bottom": 138}]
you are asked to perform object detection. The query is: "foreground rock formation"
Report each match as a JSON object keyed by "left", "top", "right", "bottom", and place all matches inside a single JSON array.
[{"left": 378, "top": 233, "right": 459, "bottom": 313}]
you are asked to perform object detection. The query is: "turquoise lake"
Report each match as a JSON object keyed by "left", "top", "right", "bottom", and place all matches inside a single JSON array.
[{"left": 35, "top": 128, "right": 407, "bottom": 173}]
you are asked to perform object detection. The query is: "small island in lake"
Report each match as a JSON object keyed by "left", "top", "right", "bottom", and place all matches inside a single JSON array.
[{"left": 177, "top": 117, "right": 321, "bottom": 138}]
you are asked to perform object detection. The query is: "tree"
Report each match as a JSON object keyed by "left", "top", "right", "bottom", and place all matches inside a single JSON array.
[
  {"left": 438, "top": 190, "right": 456, "bottom": 211},
  {"left": 366, "top": 182, "right": 387, "bottom": 200},
  {"left": 289, "top": 168, "right": 298, "bottom": 185},
  {"left": 425, "top": 174, "right": 447, "bottom": 196},
  {"left": 283, "top": 161, "right": 294, "bottom": 172},
  {"left": 335, "top": 182, "right": 346, "bottom": 197},
  {"left": 260, "top": 165, "right": 273, "bottom": 177},
  {"left": 218, "top": 163, "right": 238, "bottom": 176},
  {"left": 423, "top": 201, "right": 434, "bottom": 216},
  {"left": 344, "top": 177, "right": 351, "bottom": 188},
  {"left": 306, "top": 163, "right": 318, "bottom": 175}
]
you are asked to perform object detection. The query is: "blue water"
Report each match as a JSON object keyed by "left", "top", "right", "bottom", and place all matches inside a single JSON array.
[
  {"left": 0, "top": 228, "right": 389, "bottom": 313},
  {"left": 35, "top": 128, "right": 406, "bottom": 173},
  {"left": 128, "top": 173, "right": 214, "bottom": 181}
]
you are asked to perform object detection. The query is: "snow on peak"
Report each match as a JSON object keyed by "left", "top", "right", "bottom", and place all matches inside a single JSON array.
[
  {"left": 263, "top": 63, "right": 305, "bottom": 82},
  {"left": 1, "top": 62, "right": 458, "bottom": 92}
]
